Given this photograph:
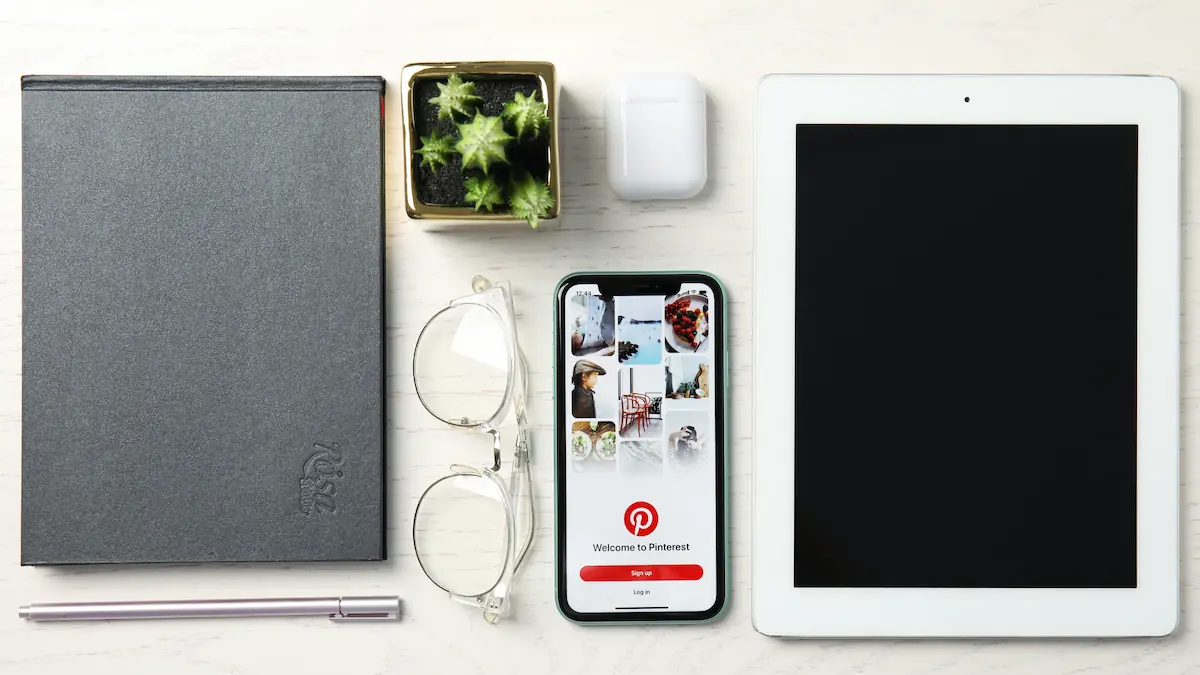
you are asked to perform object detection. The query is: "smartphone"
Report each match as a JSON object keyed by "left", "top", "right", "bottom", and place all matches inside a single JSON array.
[{"left": 555, "top": 272, "right": 726, "bottom": 623}]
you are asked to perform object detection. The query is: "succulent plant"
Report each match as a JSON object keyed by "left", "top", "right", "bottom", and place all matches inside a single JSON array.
[
  {"left": 413, "top": 130, "right": 456, "bottom": 172},
  {"left": 455, "top": 111, "right": 513, "bottom": 174},
  {"left": 501, "top": 90, "right": 550, "bottom": 141},
  {"left": 464, "top": 175, "right": 505, "bottom": 212},
  {"left": 507, "top": 170, "right": 555, "bottom": 229},
  {"left": 415, "top": 76, "right": 555, "bottom": 227},
  {"left": 428, "top": 74, "right": 482, "bottom": 120}
]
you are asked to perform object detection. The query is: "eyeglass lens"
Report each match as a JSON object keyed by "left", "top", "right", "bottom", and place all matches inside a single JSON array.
[
  {"left": 413, "top": 304, "right": 510, "bottom": 427},
  {"left": 413, "top": 474, "right": 510, "bottom": 597}
]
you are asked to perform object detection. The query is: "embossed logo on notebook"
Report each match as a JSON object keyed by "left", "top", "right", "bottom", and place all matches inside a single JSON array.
[{"left": 299, "top": 442, "right": 344, "bottom": 516}]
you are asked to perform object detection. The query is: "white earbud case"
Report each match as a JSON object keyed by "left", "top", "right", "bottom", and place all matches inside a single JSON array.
[{"left": 605, "top": 73, "right": 707, "bottom": 200}]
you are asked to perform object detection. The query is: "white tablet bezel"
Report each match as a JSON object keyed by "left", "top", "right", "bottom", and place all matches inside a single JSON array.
[{"left": 753, "top": 75, "right": 1180, "bottom": 638}]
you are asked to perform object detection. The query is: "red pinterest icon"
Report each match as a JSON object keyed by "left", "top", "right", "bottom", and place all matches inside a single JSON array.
[{"left": 624, "top": 501, "right": 659, "bottom": 537}]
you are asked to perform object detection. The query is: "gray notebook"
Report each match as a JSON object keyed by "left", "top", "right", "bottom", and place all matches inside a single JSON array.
[{"left": 21, "top": 76, "right": 386, "bottom": 564}]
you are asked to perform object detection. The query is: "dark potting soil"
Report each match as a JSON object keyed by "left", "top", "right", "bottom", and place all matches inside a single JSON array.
[{"left": 413, "top": 76, "right": 551, "bottom": 207}]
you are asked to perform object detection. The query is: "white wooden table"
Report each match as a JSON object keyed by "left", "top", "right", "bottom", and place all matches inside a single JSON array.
[{"left": 1, "top": 1, "right": 1197, "bottom": 672}]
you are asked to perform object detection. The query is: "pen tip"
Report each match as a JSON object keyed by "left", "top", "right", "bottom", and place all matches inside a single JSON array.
[{"left": 18, "top": 606, "right": 29, "bottom": 619}]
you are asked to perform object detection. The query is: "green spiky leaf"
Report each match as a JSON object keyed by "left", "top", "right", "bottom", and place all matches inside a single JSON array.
[
  {"left": 455, "top": 111, "right": 513, "bottom": 174},
  {"left": 508, "top": 170, "right": 555, "bottom": 229},
  {"left": 413, "top": 130, "right": 456, "bottom": 172},
  {"left": 501, "top": 91, "right": 550, "bottom": 141},
  {"left": 464, "top": 174, "right": 505, "bottom": 212},
  {"left": 429, "top": 74, "right": 482, "bottom": 120}
]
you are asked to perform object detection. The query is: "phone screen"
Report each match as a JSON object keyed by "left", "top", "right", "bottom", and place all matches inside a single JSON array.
[{"left": 557, "top": 275, "right": 724, "bottom": 621}]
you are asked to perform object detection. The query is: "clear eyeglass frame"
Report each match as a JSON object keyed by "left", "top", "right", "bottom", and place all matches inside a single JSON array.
[{"left": 411, "top": 276, "right": 534, "bottom": 623}]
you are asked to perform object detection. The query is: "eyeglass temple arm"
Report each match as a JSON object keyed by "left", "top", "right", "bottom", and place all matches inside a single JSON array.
[
  {"left": 509, "top": 415, "right": 534, "bottom": 572},
  {"left": 512, "top": 338, "right": 534, "bottom": 561}
]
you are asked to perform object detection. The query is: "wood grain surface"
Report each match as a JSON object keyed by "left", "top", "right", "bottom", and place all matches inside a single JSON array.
[{"left": 0, "top": 0, "right": 1197, "bottom": 672}]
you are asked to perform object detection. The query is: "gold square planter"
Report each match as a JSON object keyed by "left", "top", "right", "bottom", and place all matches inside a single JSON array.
[{"left": 401, "top": 61, "right": 561, "bottom": 228}]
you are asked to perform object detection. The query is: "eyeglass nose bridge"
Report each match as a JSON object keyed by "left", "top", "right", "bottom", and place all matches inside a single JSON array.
[{"left": 487, "top": 427, "right": 502, "bottom": 472}]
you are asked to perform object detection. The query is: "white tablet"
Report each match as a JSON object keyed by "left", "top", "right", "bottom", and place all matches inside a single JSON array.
[{"left": 752, "top": 75, "right": 1180, "bottom": 638}]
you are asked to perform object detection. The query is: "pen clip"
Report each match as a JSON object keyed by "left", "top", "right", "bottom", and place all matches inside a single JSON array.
[
  {"left": 329, "top": 597, "right": 402, "bottom": 622},
  {"left": 330, "top": 612, "right": 398, "bottom": 622}
]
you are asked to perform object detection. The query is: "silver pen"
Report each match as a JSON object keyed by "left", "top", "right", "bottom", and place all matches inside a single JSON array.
[{"left": 18, "top": 596, "right": 401, "bottom": 622}]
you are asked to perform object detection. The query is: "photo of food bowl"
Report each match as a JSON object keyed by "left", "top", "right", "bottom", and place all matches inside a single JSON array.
[
  {"left": 664, "top": 293, "right": 711, "bottom": 353},
  {"left": 595, "top": 429, "right": 617, "bottom": 460},
  {"left": 571, "top": 430, "right": 592, "bottom": 460},
  {"left": 569, "top": 421, "right": 617, "bottom": 472}
]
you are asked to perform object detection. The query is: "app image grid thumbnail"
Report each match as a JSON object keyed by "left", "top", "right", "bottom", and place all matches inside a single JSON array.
[
  {"left": 665, "top": 355, "right": 713, "bottom": 402},
  {"left": 619, "top": 440, "right": 663, "bottom": 474},
  {"left": 618, "top": 365, "right": 665, "bottom": 439},
  {"left": 664, "top": 410, "right": 714, "bottom": 470},
  {"left": 570, "top": 358, "right": 617, "bottom": 420},
  {"left": 616, "top": 295, "right": 664, "bottom": 365},
  {"left": 570, "top": 421, "right": 617, "bottom": 473},
  {"left": 664, "top": 291, "right": 713, "bottom": 354},
  {"left": 569, "top": 294, "right": 616, "bottom": 357}
]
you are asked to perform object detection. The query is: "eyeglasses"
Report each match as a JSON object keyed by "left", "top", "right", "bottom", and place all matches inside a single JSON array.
[{"left": 411, "top": 276, "right": 534, "bottom": 623}]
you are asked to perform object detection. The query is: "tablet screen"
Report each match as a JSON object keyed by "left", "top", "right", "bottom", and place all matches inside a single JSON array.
[{"left": 794, "top": 124, "right": 1138, "bottom": 588}]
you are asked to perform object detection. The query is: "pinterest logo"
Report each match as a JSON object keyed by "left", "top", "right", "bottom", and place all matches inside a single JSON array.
[{"left": 624, "top": 501, "right": 659, "bottom": 537}]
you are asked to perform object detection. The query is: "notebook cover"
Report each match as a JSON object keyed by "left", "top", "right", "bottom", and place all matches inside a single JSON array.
[{"left": 21, "top": 75, "right": 386, "bottom": 564}]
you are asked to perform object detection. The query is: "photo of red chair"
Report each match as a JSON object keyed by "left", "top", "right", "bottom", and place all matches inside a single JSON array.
[
  {"left": 621, "top": 394, "right": 648, "bottom": 435},
  {"left": 619, "top": 366, "right": 665, "bottom": 438}
]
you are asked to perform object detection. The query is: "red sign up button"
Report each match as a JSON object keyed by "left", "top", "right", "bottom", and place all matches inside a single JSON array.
[{"left": 579, "top": 564, "right": 704, "bottom": 582}]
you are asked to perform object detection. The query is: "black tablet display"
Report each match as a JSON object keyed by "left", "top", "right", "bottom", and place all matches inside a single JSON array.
[{"left": 793, "top": 124, "right": 1137, "bottom": 588}]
